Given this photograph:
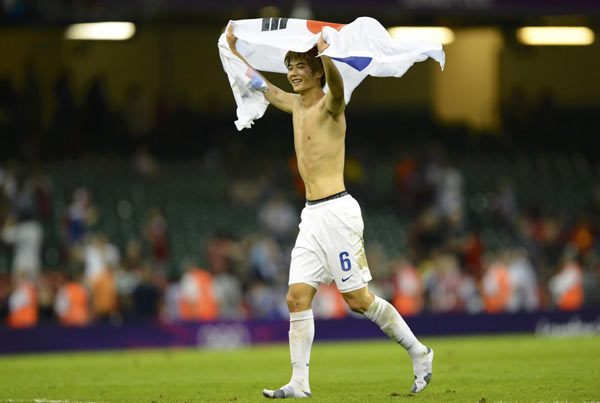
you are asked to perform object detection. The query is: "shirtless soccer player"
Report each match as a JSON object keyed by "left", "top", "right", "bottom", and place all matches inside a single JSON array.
[{"left": 226, "top": 25, "right": 433, "bottom": 398}]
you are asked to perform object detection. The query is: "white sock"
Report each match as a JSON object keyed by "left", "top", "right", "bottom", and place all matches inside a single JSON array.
[
  {"left": 364, "top": 296, "right": 427, "bottom": 358},
  {"left": 289, "top": 309, "right": 314, "bottom": 392}
]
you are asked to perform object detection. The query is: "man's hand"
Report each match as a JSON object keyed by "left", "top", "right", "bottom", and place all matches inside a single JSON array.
[
  {"left": 226, "top": 24, "right": 238, "bottom": 53},
  {"left": 317, "top": 33, "right": 329, "bottom": 53}
]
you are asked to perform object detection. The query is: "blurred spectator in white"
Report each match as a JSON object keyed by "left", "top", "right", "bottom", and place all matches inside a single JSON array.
[
  {"left": 54, "top": 270, "right": 90, "bottom": 327},
  {"left": 1, "top": 210, "right": 42, "bottom": 280},
  {"left": 312, "top": 283, "right": 348, "bottom": 319},
  {"left": 481, "top": 254, "right": 511, "bottom": 314},
  {"left": 549, "top": 250, "right": 583, "bottom": 311},
  {"left": 426, "top": 156, "right": 464, "bottom": 220},
  {"left": 161, "top": 273, "right": 181, "bottom": 322},
  {"left": 390, "top": 258, "right": 423, "bottom": 317},
  {"left": 12, "top": 177, "right": 35, "bottom": 217},
  {"left": 258, "top": 193, "right": 298, "bottom": 245},
  {"left": 0, "top": 160, "right": 18, "bottom": 200},
  {"left": 144, "top": 207, "right": 169, "bottom": 270},
  {"left": 83, "top": 234, "right": 120, "bottom": 286},
  {"left": 506, "top": 248, "right": 539, "bottom": 312},
  {"left": 133, "top": 144, "right": 159, "bottom": 178},
  {"left": 6, "top": 273, "right": 37, "bottom": 328},
  {"left": 65, "top": 187, "right": 97, "bottom": 246},
  {"left": 207, "top": 233, "right": 245, "bottom": 320},
  {"left": 427, "top": 253, "right": 464, "bottom": 314},
  {"left": 213, "top": 271, "right": 245, "bottom": 320},
  {"left": 458, "top": 270, "right": 483, "bottom": 314}
]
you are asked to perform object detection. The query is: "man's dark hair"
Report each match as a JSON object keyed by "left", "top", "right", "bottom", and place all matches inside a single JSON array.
[{"left": 284, "top": 46, "right": 325, "bottom": 88}]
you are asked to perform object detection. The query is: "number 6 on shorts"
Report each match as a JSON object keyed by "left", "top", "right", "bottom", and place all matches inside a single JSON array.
[{"left": 339, "top": 251, "right": 351, "bottom": 271}]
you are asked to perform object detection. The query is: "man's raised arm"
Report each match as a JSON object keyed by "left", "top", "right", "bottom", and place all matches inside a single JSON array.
[
  {"left": 226, "top": 25, "right": 296, "bottom": 114},
  {"left": 318, "top": 35, "right": 345, "bottom": 116}
]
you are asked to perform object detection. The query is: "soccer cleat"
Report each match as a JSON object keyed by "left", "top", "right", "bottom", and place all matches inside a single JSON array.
[
  {"left": 410, "top": 346, "right": 433, "bottom": 393},
  {"left": 262, "top": 381, "right": 312, "bottom": 399}
]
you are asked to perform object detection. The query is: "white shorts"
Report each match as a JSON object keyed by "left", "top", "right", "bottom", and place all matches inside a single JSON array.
[{"left": 289, "top": 193, "right": 373, "bottom": 293}]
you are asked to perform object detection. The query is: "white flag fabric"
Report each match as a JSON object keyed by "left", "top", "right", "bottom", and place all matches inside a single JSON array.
[{"left": 218, "top": 16, "right": 445, "bottom": 131}]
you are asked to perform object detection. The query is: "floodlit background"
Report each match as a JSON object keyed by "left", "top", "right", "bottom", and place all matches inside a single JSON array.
[{"left": 1, "top": 0, "right": 599, "bottom": 333}]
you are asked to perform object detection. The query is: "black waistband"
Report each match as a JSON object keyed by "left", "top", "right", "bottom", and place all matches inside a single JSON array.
[{"left": 306, "top": 190, "right": 349, "bottom": 205}]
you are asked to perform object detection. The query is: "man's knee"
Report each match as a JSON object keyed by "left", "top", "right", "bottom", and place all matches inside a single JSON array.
[
  {"left": 286, "top": 284, "right": 316, "bottom": 312},
  {"left": 342, "top": 287, "right": 374, "bottom": 314}
]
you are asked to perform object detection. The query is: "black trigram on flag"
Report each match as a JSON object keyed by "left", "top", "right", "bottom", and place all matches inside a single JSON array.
[{"left": 261, "top": 17, "right": 289, "bottom": 32}]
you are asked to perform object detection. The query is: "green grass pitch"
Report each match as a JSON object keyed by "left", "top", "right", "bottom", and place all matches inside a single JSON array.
[{"left": 0, "top": 334, "right": 599, "bottom": 402}]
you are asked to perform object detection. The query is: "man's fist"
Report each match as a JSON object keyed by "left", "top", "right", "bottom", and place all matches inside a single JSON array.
[
  {"left": 317, "top": 34, "right": 329, "bottom": 53},
  {"left": 226, "top": 24, "right": 238, "bottom": 52}
]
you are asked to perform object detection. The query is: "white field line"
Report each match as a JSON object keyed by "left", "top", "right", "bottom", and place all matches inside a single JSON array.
[{"left": 1, "top": 399, "right": 106, "bottom": 403}]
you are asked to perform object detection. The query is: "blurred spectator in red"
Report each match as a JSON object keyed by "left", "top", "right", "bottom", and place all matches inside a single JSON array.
[
  {"left": 54, "top": 271, "right": 90, "bottom": 327},
  {"left": 29, "top": 165, "right": 52, "bottom": 222},
  {"left": 393, "top": 151, "right": 420, "bottom": 213},
  {"left": 287, "top": 154, "right": 305, "bottom": 199},
  {"left": 481, "top": 254, "right": 511, "bottom": 314},
  {"left": 391, "top": 258, "right": 423, "bottom": 316},
  {"left": 312, "top": 283, "right": 348, "bottom": 319},
  {"left": 179, "top": 266, "right": 218, "bottom": 321},
  {"left": 144, "top": 207, "right": 169, "bottom": 269},
  {"left": 570, "top": 217, "right": 594, "bottom": 256},
  {"left": 549, "top": 251, "right": 583, "bottom": 311},
  {"left": 206, "top": 231, "right": 234, "bottom": 276},
  {"left": 462, "top": 230, "right": 485, "bottom": 280},
  {"left": 6, "top": 273, "right": 37, "bottom": 328}
]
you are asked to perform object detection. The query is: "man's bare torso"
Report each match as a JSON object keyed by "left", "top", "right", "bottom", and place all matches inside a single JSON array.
[{"left": 291, "top": 94, "right": 346, "bottom": 200}]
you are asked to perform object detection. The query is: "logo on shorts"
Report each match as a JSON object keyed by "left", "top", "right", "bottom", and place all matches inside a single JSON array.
[{"left": 341, "top": 275, "right": 353, "bottom": 282}]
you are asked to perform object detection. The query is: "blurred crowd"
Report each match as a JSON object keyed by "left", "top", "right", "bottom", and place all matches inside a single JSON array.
[{"left": 2, "top": 149, "right": 600, "bottom": 329}]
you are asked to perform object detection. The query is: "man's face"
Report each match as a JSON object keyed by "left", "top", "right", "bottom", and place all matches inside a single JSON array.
[{"left": 286, "top": 58, "right": 322, "bottom": 93}]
